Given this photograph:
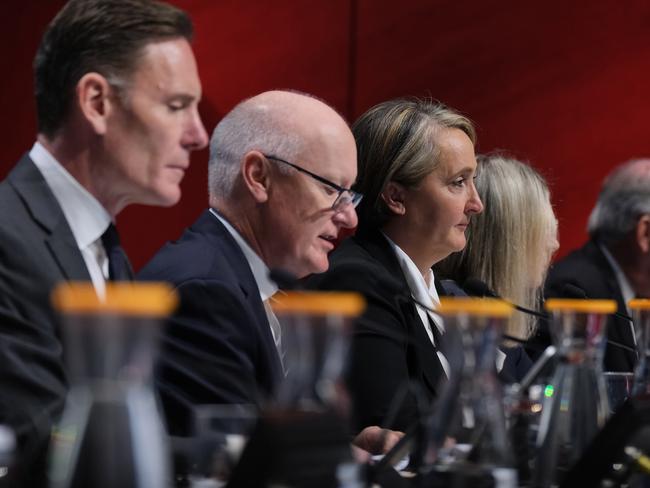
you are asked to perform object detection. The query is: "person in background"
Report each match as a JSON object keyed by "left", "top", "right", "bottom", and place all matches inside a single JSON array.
[
  {"left": 436, "top": 154, "right": 559, "bottom": 373},
  {"left": 306, "top": 98, "right": 485, "bottom": 432},
  {"left": 0, "top": 0, "right": 208, "bottom": 484},
  {"left": 544, "top": 158, "right": 650, "bottom": 371}
]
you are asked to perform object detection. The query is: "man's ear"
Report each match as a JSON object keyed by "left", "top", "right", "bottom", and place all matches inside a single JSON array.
[
  {"left": 381, "top": 181, "right": 406, "bottom": 216},
  {"left": 76, "top": 72, "right": 113, "bottom": 135},
  {"left": 241, "top": 151, "right": 271, "bottom": 203},
  {"left": 636, "top": 214, "right": 650, "bottom": 253}
]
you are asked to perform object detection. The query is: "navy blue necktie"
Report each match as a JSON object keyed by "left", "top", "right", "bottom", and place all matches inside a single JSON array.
[{"left": 101, "top": 224, "right": 133, "bottom": 281}]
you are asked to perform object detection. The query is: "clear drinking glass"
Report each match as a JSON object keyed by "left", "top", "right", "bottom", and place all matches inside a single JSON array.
[
  {"left": 422, "top": 297, "right": 518, "bottom": 488},
  {"left": 221, "top": 291, "right": 365, "bottom": 488},
  {"left": 183, "top": 292, "right": 367, "bottom": 488},
  {"left": 186, "top": 404, "right": 257, "bottom": 488},
  {"left": 48, "top": 283, "right": 177, "bottom": 488},
  {"left": 603, "top": 371, "right": 634, "bottom": 413},
  {"left": 505, "top": 343, "right": 559, "bottom": 486},
  {"left": 270, "top": 291, "right": 365, "bottom": 413},
  {"left": 530, "top": 298, "right": 615, "bottom": 488},
  {"left": 0, "top": 425, "right": 15, "bottom": 485},
  {"left": 630, "top": 299, "right": 650, "bottom": 397}
]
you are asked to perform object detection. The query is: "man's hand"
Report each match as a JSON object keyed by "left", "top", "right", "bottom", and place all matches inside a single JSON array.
[{"left": 352, "top": 425, "right": 404, "bottom": 457}]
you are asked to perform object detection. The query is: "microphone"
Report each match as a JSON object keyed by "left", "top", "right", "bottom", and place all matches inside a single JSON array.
[
  {"left": 561, "top": 283, "right": 634, "bottom": 322},
  {"left": 561, "top": 283, "right": 587, "bottom": 299},
  {"left": 462, "top": 277, "right": 498, "bottom": 298},
  {"left": 463, "top": 278, "right": 636, "bottom": 354},
  {"left": 462, "top": 277, "right": 548, "bottom": 320},
  {"left": 556, "top": 283, "right": 636, "bottom": 354}
]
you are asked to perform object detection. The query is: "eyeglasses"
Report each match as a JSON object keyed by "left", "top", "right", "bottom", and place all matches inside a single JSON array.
[{"left": 264, "top": 154, "right": 363, "bottom": 211}]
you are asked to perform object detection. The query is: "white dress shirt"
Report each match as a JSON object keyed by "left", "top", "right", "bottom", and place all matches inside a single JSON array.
[
  {"left": 382, "top": 233, "right": 450, "bottom": 378},
  {"left": 30, "top": 142, "right": 112, "bottom": 298}
]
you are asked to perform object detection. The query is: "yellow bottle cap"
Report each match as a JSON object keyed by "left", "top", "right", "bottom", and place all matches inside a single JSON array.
[
  {"left": 629, "top": 299, "right": 650, "bottom": 311},
  {"left": 545, "top": 298, "right": 616, "bottom": 314},
  {"left": 52, "top": 282, "right": 178, "bottom": 317},
  {"left": 437, "top": 297, "right": 513, "bottom": 317},
  {"left": 270, "top": 291, "right": 365, "bottom": 317}
]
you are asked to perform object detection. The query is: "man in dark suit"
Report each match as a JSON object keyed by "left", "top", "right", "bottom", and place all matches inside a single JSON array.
[
  {"left": 0, "top": 1, "right": 208, "bottom": 483},
  {"left": 544, "top": 159, "right": 650, "bottom": 371},
  {"left": 139, "top": 90, "right": 360, "bottom": 435}
]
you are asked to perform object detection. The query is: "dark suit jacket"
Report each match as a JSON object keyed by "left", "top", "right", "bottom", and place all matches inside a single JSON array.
[
  {"left": 0, "top": 155, "right": 92, "bottom": 485},
  {"left": 138, "top": 210, "right": 283, "bottom": 436},
  {"left": 306, "top": 229, "right": 532, "bottom": 433},
  {"left": 305, "top": 228, "right": 455, "bottom": 432},
  {"left": 543, "top": 240, "right": 636, "bottom": 372}
]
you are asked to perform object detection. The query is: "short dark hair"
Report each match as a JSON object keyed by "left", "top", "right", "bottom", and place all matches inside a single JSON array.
[{"left": 34, "top": 0, "right": 193, "bottom": 137}]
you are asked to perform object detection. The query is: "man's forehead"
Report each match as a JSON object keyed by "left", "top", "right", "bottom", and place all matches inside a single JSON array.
[
  {"left": 141, "top": 38, "right": 195, "bottom": 68},
  {"left": 127, "top": 38, "right": 201, "bottom": 94},
  {"left": 299, "top": 134, "right": 357, "bottom": 184}
]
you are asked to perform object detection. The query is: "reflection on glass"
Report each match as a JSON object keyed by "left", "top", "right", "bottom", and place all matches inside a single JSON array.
[
  {"left": 271, "top": 291, "right": 365, "bottom": 413},
  {"left": 531, "top": 298, "right": 615, "bottom": 488},
  {"left": 631, "top": 299, "right": 650, "bottom": 397},
  {"left": 187, "top": 404, "right": 257, "bottom": 487},
  {"left": 48, "top": 283, "right": 177, "bottom": 488},
  {"left": 423, "top": 297, "right": 517, "bottom": 487},
  {"left": 603, "top": 371, "right": 634, "bottom": 413},
  {"left": 209, "top": 292, "right": 366, "bottom": 488}
]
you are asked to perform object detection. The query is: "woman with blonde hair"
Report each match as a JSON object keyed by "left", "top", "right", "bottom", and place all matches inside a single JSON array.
[
  {"left": 307, "top": 98, "right": 485, "bottom": 432},
  {"left": 437, "top": 154, "right": 559, "bottom": 344}
]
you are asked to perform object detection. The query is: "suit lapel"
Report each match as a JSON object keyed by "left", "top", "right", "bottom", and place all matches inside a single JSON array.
[
  {"left": 194, "top": 211, "right": 268, "bottom": 321},
  {"left": 584, "top": 242, "right": 629, "bottom": 311},
  {"left": 195, "top": 211, "right": 283, "bottom": 382},
  {"left": 8, "top": 155, "right": 90, "bottom": 282},
  {"left": 585, "top": 241, "right": 636, "bottom": 369},
  {"left": 45, "top": 234, "right": 91, "bottom": 281},
  {"left": 413, "top": 309, "right": 446, "bottom": 393},
  {"left": 355, "top": 228, "right": 445, "bottom": 396}
]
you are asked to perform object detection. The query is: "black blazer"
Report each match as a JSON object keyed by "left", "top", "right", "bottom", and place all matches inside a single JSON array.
[
  {"left": 306, "top": 228, "right": 458, "bottom": 432},
  {"left": 543, "top": 240, "right": 636, "bottom": 372},
  {"left": 307, "top": 228, "right": 532, "bottom": 432},
  {"left": 0, "top": 155, "right": 92, "bottom": 485},
  {"left": 138, "top": 210, "right": 283, "bottom": 436}
]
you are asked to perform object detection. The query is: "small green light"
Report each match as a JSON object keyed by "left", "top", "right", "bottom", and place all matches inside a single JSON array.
[{"left": 544, "top": 385, "right": 555, "bottom": 397}]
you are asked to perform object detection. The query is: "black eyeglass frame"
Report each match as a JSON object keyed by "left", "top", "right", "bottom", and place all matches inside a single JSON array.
[{"left": 263, "top": 154, "right": 363, "bottom": 210}]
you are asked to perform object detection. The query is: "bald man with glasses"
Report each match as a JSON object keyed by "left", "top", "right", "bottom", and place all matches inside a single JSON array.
[{"left": 139, "top": 91, "right": 360, "bottom": 435}]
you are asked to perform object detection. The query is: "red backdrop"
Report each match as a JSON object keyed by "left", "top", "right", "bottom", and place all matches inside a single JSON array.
[{"left": 3, "top": 1, "right": 650, "bottom": 270}]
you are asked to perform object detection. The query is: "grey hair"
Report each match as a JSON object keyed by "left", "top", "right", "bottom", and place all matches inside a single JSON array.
[
  {"left": 208, "top": 97, "right": 303, "bottom": 198},
  {"left": 587, "top": 159, "right": 650, "bottom": 244}
]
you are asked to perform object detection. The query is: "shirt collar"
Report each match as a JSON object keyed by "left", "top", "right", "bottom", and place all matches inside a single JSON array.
[
  {"left": 29, "top": 141, "right": 111, "bottom": 249},
  {"left": 210, "top": 208, "right": 277, "bottom": 301},
  {"left": 382, "top": 232, "right": 440, "bottom": 307},
  {"left": 599, "top": 243, "right": 635, "bottom": 312}
]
